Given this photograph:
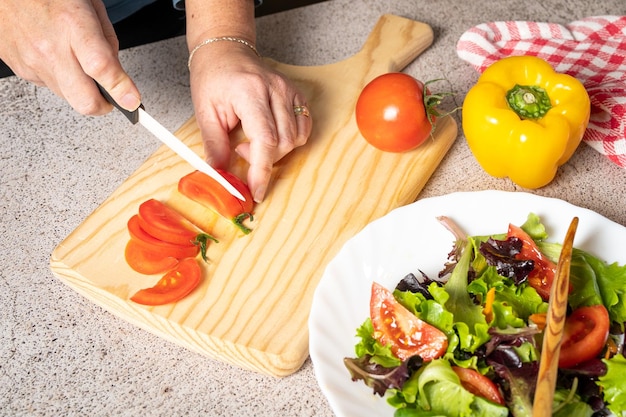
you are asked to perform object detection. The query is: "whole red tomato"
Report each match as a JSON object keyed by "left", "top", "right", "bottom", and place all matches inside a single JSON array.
[{"left": 355, "top": 73, "right": 434, "bottom": 152}]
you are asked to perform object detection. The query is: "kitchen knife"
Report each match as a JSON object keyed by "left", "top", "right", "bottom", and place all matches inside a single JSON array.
[
  {"left": 96, "top": 83, "right": 246, "bottom": 201},
  {"left": 532, "top": 216, "right": 579, "bottom": 416}
]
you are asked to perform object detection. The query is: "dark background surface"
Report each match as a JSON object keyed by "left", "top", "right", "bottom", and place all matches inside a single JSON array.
[{"left": 0, "top": 0, "right": 327, "bottom": 78}]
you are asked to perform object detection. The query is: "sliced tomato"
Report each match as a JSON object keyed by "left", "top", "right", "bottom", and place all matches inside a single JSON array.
[
  {"left": 137, "top": 199, "right": 201, "bottom": 246},
  {"left": 124, "top": 240, "right": 179, "bottom": 275},
  {"left": 507, "top": 224, "right": 557, "bottom": 300},
  {"left": 130, "top": 258, "right": 202, "bottom": 306},
  {"left": 127, "top": 215, "right": 199, "bottom": 259},
  {"left": 178, "top": 169, "right": 254, "bottom": 234},
  {"left": 370, "top": 282, "right": 448, "bottom": 361},
  {"left": 559, "top": 304, "right": 610, "bottom": 368},
  {"left": 452, "top": 366, "right": 505, "bottom": 405}
]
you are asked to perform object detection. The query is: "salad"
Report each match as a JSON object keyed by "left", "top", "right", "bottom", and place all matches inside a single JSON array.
[{"left": 344, "top": 213, "right": 626, "bottom": 416}]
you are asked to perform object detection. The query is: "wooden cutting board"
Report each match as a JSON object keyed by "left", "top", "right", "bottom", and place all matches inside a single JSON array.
[{"left": 50, "top": 14, "right": 458, "bottom": 377}]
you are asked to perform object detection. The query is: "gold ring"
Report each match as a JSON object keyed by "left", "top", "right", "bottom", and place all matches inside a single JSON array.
[{"left": 293, "top": 105, "right": 310, "bottom": 117}]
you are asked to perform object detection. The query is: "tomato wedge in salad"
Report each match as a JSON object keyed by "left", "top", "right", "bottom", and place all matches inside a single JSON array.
[
  {"left": 452, "top": 366, "right": 505, "bottom": 405},
  {"left": 507, "top": 224, "right": 557, "bottom": 300},
  {"left": 559, "top": 304, "right": 610, "bottom": 368},
  {"left": 137, "top": 199, "right": 203, "bottom": 246},
  {"left": 370, "top": 282, "right": 448, "bottom": 361},
  {"left": 130, "top": 258, "right": 202, "bottom": 306}
]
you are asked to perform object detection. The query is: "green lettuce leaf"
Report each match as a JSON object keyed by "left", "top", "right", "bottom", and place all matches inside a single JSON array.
[
  {"left": 552, "top": 388, "right": 594, "bottom": 417},
  {"left": 389, "top": 360, "right": 508, "bottom": 417},
  {"left": 439, "top": 244, "right": 490, "bottom": 352},
  {"left": 590, "top": 256, "right": 626, "bottom": 326},
  {"left": 354, "top": 318, "right": 401, "bottom": 368},
  {"left": 393, "top": 289, "right": 455, "bottom": 336},
  {"left": 394, "top": 409, "right": 447, "bottom": 417},
  {"left": 538, "top": 242, "right": 626, "bottom": 325},
  {"left": 520, "top": 212, "right": 549, "bottom": 241},
  {"left": 468, "top": 265, "right": 547, "bottom": 327},
  {"left": 598, "top": 354, "right": 626, "bottom": 415}
]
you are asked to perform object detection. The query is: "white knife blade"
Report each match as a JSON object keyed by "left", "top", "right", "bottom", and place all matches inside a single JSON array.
[
  {"left": 136, "top": 108, "right": 245, "bottom": 201},
  {"left": 96, "top": 82, "right": 245, "bottom": 201}
]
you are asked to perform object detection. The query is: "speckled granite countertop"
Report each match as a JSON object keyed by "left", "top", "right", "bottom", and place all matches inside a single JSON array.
[{"left": 2, "top": 0, "right": 625, "bottom": 415}]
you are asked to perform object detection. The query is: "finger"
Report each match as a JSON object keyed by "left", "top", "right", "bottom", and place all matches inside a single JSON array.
[
  {"left": 240, "top": 108, "right": 279, "bottom": 203},
  {"left": 271, "top": 100, "right": 298, "bottom": 161},
  {"left": 242, "top": 99, "right": 312, "bottom": 168},
  {"left": 238, "top": 97, "right": 312, "bottom": 202},
  {"left": 260, "top": 94, "right": 312, "bottom": 163},
  {"left": 197, "top": 109, "right": 233, "bottom": 169},
  {"left": 234, "top": 141, "right": 251, "bottom": 164},
  {"left": 22, "top": 43, "right": 112, "bottom": 116},
  {"left": 53, "top": 58, "right": 115, "bottom": 116},
  {"left": 92, "top": 0, "right": 119, "bottom": 50},
  {"left": 246, "top": 140, "right": 276, "bottom": 204},
  {"left": 292, "top": 100, "right": 312, "bottom": 151},
  {"left": 71, "top": 6, "right": 141, "bottom": 113}
]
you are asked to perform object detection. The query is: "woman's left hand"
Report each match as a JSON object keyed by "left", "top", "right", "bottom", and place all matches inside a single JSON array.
[{"left": 189, "top": 41, "right": 312, "bottom": 203}]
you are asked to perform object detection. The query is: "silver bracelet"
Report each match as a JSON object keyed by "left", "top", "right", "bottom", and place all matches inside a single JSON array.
[{"left": 188, "top": 36, "right": 261, "bottom": 68}]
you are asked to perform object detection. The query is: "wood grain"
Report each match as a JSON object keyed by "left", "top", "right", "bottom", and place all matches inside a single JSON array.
[
  {"left": 533, "top": 217, "right": 578, "bottom": 415},
  {"left": 50, "top": 14, "right": 458, "bottom": 377}
]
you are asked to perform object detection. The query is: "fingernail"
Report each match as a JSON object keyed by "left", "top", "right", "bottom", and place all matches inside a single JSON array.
[
  {"left": 234, "top": 146, "right": 250, "bottom": 163},
  {"left": 119, "top": 93, "right": 141, "bottom": 111},
  {"left": 253, "top": 184, "right": 267, "bottom": 203}
]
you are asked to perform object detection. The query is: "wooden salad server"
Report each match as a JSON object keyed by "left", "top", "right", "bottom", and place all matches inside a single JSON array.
[{"left": 532, "top": 216, "right": 579, "bottom": 416}]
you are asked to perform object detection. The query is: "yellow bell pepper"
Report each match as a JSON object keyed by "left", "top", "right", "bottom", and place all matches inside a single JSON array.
[{"left": 462, "top": 56, "right": 590, "bottom": 189}]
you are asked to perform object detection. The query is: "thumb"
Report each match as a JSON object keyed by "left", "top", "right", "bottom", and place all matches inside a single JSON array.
[{"left": 87, "top": 0, "right": 141, "bottom": 111}]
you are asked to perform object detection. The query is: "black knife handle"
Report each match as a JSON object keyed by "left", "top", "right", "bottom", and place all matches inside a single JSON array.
[{"left": 95, "top": 81, "right": 143, "bottom": 124}]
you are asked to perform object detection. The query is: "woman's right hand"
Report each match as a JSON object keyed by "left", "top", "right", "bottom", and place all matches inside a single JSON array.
[{"left": 0, "top": 0, "right": 141, "bottom": 113}]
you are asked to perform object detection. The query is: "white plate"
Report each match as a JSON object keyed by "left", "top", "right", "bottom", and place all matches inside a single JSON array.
[{"left": 308, "top": 190, "right": 626, "bottom": 417}]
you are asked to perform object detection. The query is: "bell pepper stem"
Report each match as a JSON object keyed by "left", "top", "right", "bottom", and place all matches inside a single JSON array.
[{"left": 506, "top": 84, "right": 552, "bottom": 120}]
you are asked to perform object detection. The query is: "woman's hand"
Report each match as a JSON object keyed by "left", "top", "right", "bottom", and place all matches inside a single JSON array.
[
  {"left": 189, "top": 42, "right": 312, "bottom": 203},
  {"left": 0, "top": 0, "right": 141, "bottom": 113}
]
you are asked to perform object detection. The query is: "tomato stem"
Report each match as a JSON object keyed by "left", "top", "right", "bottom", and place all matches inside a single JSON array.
[
  {"left": 233, "top": 213, "right": 254, "bottom": 235},
  {"left": 193, "top": 233, "right": 219, "bottom": 262},
  {"left": 423, "top": 79, "right": 458, "bottom": 131}
]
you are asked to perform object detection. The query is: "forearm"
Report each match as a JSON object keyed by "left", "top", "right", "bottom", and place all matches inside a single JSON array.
[
  {"left": 184, "top": 0, "right": 311, "bottom": 203},
  {"left": 185, "top": 0, "right": 256, "bottom": 51}
]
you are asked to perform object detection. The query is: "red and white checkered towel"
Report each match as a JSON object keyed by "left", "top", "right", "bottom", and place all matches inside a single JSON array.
[{"left": 457, "top": 16, "right": 626, "bottom": 168}]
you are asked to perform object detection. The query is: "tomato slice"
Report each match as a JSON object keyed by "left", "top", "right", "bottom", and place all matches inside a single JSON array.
[
  {"left": 507, "top": 224, "right": 556, "bottom": 300},
  {"left": 127, "top": 215, "right": 199, "bottom": 259},
  {"left": 178, "top": 170, "right": 255, "bottom": 233},
  {"left": 130, "top": 258, "right": 202, "bottom": 306},
  {"left": 124, "top": 240, "right": 179, "bottom": 275},
  {"left": 452, "top": 366, "right": 505, "bottom": 405},
  {"left": 137, "top": 199, "right": 201, "bottom": 246},
  {"left": 559, "top": 304, "right": 610, "bottom": 368},
  {"left": 370, "top": 282, "right": 448, "bottom": 361}
]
